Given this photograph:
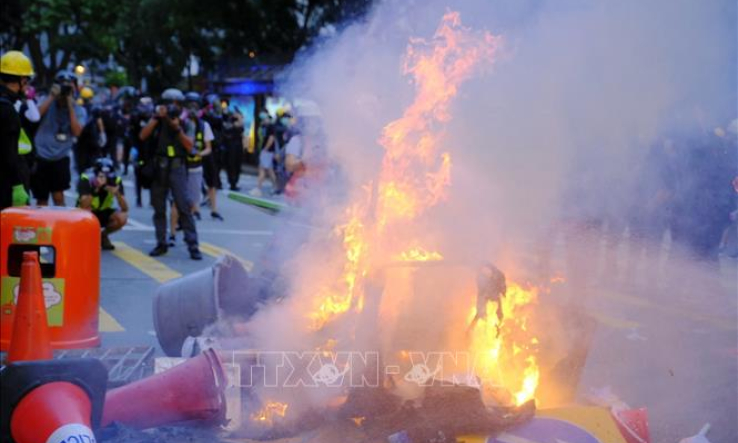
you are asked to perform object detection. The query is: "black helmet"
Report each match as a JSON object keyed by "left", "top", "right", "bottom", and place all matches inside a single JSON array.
[
  {"left": 161, "top": 88, "right": 185, "bottom": 102},
  {"left": 93, "top": 157, "right": 115, "bottom": 175},
  {"left": 185, "top": 91, "right": 201, "bottom": 103},
  {"left": 115, "top": 86, "right": 138, "bottom": 101},
  {"left": 55, "top": 69, "right": 76, "bottom": 83}
]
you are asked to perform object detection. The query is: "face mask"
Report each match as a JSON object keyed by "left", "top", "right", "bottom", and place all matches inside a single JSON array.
[
  {"left": 280, "top": 117, "right": 291, "bottom": 126},
  {"left": 259, "top": 112, "right": 268, "bottom": 120}
]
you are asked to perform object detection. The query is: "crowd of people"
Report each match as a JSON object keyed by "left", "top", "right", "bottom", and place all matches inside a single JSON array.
[
  {"left": 2, "top": 50, "right": 735, "bottom": 267},
  {"left": 1, "top": 51, "right": 289, "bottom": 259}
]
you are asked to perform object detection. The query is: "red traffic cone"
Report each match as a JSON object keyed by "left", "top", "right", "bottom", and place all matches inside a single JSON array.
[
  {"left": 8, "top": 251, "right": 53, "bottom": 363},
  {"left": 10, "top": 381, "right": 96, "bottom": 443},
  {"left": 613, "top": 408, "right": 650, "bottom": 443},
  {"left": 101, "top": 349, "right": 228, "bottom": 429}
]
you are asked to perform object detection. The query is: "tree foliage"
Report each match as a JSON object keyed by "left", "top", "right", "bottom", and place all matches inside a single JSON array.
[{"left": 0, "top": 0, "right": 372, "bottom": 91}]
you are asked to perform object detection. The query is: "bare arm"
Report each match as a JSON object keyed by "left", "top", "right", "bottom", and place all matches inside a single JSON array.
[
  {"left": 285, "top": 154, "right": 305, "bottom": 173},
  {"left": 38, "top": 94, "right": 55, "bottom": 117},
  {"left": 79, "top": 195, "right": 93, "bottom": 210},
  {"left": 68, "top": 97, "right": 83, "bottom": 137},
  {"left": 139, "top": 118, "right": 158, "bottom": 141},
  {"left": 200, "top": 140, "right": 212, "bottom": 157}
]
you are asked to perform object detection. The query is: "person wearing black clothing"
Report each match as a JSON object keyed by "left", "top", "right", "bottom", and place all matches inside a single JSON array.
[
  {"left": 139, "top": 88, "right": 202, "bottom": 260},
  {"left": 0, "top": 50, "right": 33, "bottom": 209},
  {"left": 221, "top": 102, "right": 245, "bottom": 191}
]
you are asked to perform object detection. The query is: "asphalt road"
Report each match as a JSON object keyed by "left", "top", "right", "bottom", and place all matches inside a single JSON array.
[{"left": 62, "top": 171, "right": 736, "bottom": 443}]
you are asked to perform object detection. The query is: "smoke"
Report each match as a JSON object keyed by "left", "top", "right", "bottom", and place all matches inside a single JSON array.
[{"left": 240, "top": 0, "right": 737, "bottom": 439}]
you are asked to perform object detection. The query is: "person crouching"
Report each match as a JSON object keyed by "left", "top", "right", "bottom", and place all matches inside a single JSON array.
[{"left": 77, "top": 157, "right": 129, "bottom": 250}]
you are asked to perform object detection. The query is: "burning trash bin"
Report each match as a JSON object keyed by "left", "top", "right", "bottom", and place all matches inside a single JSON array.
[{"left": 0, "top": 207, "right": 101, "bottom": 350}]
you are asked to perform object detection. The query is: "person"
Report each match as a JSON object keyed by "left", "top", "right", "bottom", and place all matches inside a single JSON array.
[
  {"left": 0, "top": 50, "right": 34, "bottom": 209},
  {"left": 251, "top": 110, "right": 277, "bottom": 196},
  {"left": 221, "top": 100, "right": 245, "bottom": 191},
  {"left": 283, "top": 105, "right": 327, "bottom": 202},
  {"left": 131, "top": 96, "right": 154, "bottom": 207},
  {"left": 77, "top": 158, "right": 129, "bottom": 250},
  {"left": 200, "top": 94, "right": 225, "bottom": 218},
  {"left": 169, "top": 92, "right": 216, "bottom": 244},
  {"left": 74, "top": 106, "right": 107, "bottom": 174},
  {"left": 15, "top": 84, "right": 41, "bottom": 195},
  {"left": 139, "top": 88, "right": 202, "bottom": 260},
  {"left": 269, "top": 110, "right": 293, "bottom": 194},
  {"left": 32, "top": 70, "right": 87, "bottom": 206}
]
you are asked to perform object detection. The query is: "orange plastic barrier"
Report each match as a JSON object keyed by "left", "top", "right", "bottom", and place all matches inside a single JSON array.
[{"left": 1, "top": 207, "right": 101, "bottom": 349}]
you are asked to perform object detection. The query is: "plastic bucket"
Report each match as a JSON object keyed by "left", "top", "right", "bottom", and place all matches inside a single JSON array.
[{"left": 153, "top": 255, "right": 255, "bottom": 356}]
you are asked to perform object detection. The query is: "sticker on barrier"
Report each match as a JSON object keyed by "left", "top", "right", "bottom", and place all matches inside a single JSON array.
[{"left": 0, "top": 276, "right": 66, "bottom": 325}]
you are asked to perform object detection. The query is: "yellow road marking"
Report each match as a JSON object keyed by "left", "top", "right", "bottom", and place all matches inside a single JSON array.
[
  {"left": 199, "top": 242, "right": 254, "bottom": 271},
  {"left": 99, "top": 307, "right": 125, "bottom": 332},
  {"left": 111, "top": 241, "right": 182, "bottom": 283}
]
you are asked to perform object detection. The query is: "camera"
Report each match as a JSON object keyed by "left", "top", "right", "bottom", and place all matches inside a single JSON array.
[
  {"left": 60, "top": 83, "right": 73, "bottom": 96},
  {"left": 166, "top": 104, "right": 180, "bottom": 119}
]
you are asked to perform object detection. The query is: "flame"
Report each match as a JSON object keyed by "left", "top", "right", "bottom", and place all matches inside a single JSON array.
[
  {"left": 467, "top": 282, "right": 540, "bottom": 405},
  {"left": 299, "top": 9, "right": 540, "bottom": 407},
  {"left": 306, "top": 11, "right": 499, "bottom": 331},
  {"left": 396, "top": 247, "right": 444, "bottom": 262},
  {"left": 251, "top": 401, "right": 289, "bottom": 425}
]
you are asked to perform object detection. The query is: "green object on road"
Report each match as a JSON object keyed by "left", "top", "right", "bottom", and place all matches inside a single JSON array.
[
  {"left": 228, "top": 191, "right": 286, "bottom": 212},
  {"left": 11, "top": 185, "right": 29, "bottom": 207}
]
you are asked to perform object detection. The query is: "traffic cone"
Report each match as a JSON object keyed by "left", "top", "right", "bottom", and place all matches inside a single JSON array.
[
  {"left": 9, "top": 381, "right": 96, "bottom": 443},
  {"left": 613, "top": 408, "right": 650, "bottom": 443},
  {"left": 8, "top": 251, "right": 53, "bottom": 362},
  {"left": 101, "top": 349, "right": 228, "bottom": 429}
]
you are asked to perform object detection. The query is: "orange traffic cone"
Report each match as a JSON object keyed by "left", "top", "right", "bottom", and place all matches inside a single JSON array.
[
  {"left": 8, "top": 251, "right": 53, "bottom": 362},
  {"left": 613, "top": 408, "right": 650, "bottom": 443},
  {"left": 9, "top": 381, "right": 96, "bottom": 443},
  {"left": 101, "top": 349, "right": 228, "bottom": 429}
]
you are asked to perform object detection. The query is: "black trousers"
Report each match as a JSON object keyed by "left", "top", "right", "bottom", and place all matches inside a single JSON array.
[
  {"left": 225, "top": 141, "right": 242, "bottom": 188},
  {"left": 151, "top": 158, "right": 198, "bottom": 248}
]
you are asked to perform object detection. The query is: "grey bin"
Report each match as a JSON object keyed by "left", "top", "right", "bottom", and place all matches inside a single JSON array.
[{"left": 152, "top": 254, "right": 253, "bottom": 356}]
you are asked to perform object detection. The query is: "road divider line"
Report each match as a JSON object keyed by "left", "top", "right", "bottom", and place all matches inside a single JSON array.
[
  {"left": 199, "top": 242, "right": 254, "bottom": 272},
  {"left": 111, "top": 241, "right": 182, "bottom": 283},
  {"left": 99, "top": 308, "right": 125, "bottom": 332}
]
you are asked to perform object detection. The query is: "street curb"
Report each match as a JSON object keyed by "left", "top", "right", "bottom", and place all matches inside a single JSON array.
[{"left": 227, "top": 191, "right": 287, "bottom": 212}]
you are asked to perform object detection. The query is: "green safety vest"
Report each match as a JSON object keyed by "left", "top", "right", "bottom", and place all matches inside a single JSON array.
[
  {"left": 18, "top": 127, "right": 32, "bottom": 155},
  {"left": 186, "top": 123, "right": 205, "bottom": 167},
  {"left": 79, "top": 174, "right": 121, "bottom": 211}
]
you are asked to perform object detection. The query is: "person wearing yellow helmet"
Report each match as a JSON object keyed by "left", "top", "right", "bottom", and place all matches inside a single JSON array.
[
  {"left": 80, "top": 86, "right": 95, "bottom": 101},
  {"left": 0, "top": 50, "right": 34, "bottom": 209}
]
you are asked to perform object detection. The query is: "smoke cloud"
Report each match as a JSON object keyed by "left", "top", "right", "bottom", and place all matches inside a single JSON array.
[{"left": 239, "top": 0, "right": 737, "bottom": 440}]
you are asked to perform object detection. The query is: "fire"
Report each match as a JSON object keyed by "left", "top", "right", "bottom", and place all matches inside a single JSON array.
[
  {"left": 467, "top": 282, "right": 540, "bottom": 405},
  {"left": 251, "top": 401, "right": 288, "bottom": 425},
  {"left": 300, "top": 10, "right": 540, "bottom": 407},
  {"left": 306, "top": 10, "right": 499, "bottom": 330},
  {"left": 396, "top": 247, "right": 443, "bottom": 262}
]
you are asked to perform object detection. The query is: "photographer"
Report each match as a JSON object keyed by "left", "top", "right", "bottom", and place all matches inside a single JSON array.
[
  {"left": 139, "top": 88, "right": 202, "bottom": 260},
  {"left": 77, "top": 158, "right": 128, "bottom": 250},
  {"left": 33, "top": 70, "right": 87, "bottom": 206}
]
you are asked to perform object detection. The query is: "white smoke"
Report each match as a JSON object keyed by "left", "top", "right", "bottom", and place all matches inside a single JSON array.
[{"left": 241, "top": 0, "right": 737, "bottom": 440}]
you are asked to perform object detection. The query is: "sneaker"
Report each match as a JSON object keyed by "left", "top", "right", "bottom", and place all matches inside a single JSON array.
[
  {"left": 193, "top": 211, "right": 201, "bottom": 221},
  {"left": 101, "top": 232, "right": 115, "bottom": 250},
  {"left": 189, "top": 248, "right": 203, "bottom": 260},
  {"left": 249, "top": 188, "right": 263, "bottom": 197},
  {"left": 168, "top": 234, "right": 176, "bottom": 247},
  {"left": 230, "top": 185, "right": 241, "bottom": 191},
  {"left": 149, "top": 244, "right": 168, "bottom": 257},
  {"left": 211, "top": 211, "right": 224, "bottom": 221}
]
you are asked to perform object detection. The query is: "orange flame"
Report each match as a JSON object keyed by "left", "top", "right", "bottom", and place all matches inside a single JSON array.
[
  {"left": 467, "top": 282, "right": 540, "bottom": 405},
  {"left": 251, "top": 401, "right": 288, "bottom": 425},
  {"left": 395, "top": 247, "right": 444, "bottom": 262}
]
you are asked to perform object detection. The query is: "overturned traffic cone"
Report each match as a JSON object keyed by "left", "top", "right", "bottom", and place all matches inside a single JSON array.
[
  {"left": 1, "top": 359, "right": 108, "bottom": 443},
  {"left": 101, "top": 349, "right": 228, "bottom": 430},
  {"left": 8, "top": 251, "right": 53, "bottom": 362},
  {"left": 613, "top": 408, "right": 650, "bottom": 443}
]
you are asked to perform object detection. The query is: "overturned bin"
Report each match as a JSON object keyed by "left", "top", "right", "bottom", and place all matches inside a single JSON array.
[{"left": 153, "top": 255, "right": 263, "bottom": 356}]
